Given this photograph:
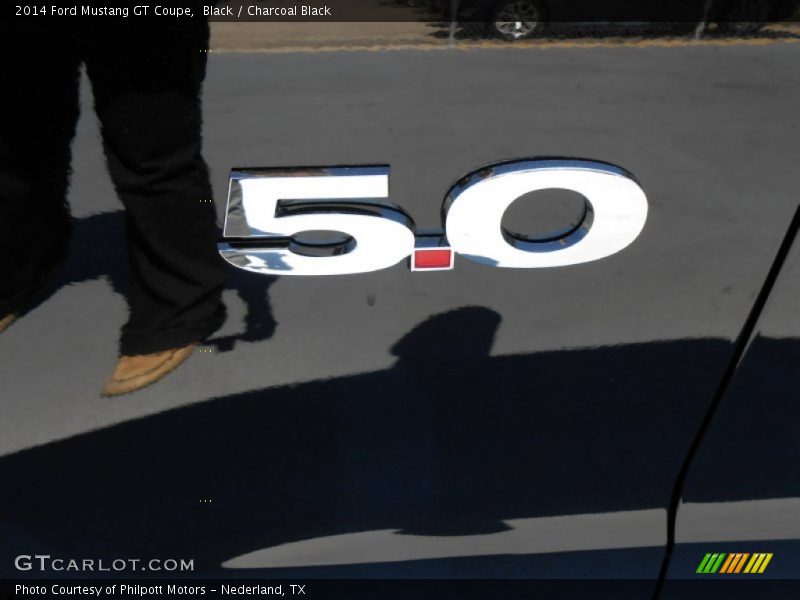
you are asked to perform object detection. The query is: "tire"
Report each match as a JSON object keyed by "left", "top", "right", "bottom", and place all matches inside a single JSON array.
[{"left": 488, "top": 0, "right": 547, "bottom": 41}]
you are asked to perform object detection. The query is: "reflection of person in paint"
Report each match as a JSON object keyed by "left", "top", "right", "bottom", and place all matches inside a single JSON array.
[
  {"left": 0, "top": 17, "right": 226, "bottom": 395},
  {"left": 391, "top": 306, "right": 513, "bottom": 536}
]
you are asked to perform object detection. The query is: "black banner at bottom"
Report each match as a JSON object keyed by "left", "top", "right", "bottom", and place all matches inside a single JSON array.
[{"left": 5, "top": 579, "right": 800, "bottom": 599}]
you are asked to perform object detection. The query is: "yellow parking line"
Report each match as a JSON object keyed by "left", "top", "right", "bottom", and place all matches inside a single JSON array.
[{"left": 209, "top": 35, "right": 799, "bottom": 54}]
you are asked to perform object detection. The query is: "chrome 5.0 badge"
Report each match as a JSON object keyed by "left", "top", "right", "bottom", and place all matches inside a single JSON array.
[{"left": 218, "top": 159, "right": 648, "bottom": 276}]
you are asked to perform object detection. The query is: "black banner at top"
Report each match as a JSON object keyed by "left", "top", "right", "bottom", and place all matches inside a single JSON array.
[{"left": 4, "top": 0, "right": 800, "bottom": 22}]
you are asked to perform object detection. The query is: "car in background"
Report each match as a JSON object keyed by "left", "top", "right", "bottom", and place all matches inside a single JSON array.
[{"left": 449, "top": 0, "right": 799, "bottom": 40}]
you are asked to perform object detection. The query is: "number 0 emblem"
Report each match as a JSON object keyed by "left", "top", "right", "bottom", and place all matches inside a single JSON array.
[{"left": 218, "top": 159, "right": 648, "bottom": 276}]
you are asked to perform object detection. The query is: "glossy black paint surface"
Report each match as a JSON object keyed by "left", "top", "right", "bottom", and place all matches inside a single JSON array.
[{"left": 0, "top": 20, "right": 798, "bottom": 592}]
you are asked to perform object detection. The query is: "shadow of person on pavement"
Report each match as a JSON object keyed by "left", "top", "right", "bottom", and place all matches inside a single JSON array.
[{"left": 0, "top": 306, "right": 740, "bottom": 577}]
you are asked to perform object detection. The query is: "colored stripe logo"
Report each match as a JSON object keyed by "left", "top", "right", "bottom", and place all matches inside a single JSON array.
[{"left": 697, "top": 553, "right": 773, "bottom": 574}]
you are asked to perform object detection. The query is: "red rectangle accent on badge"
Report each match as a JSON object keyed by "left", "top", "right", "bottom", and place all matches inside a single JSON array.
[{"left": 414, "top": 249, "right": 453, "bottom": 269}]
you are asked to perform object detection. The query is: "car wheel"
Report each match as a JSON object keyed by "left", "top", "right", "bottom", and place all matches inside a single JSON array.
[{"left": 489, "top": 0, "right": 546, "bottom": 41}]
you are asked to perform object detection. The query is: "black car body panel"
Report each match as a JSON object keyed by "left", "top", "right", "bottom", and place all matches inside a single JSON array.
[{"left": 0, "top": 6, "right": 799, "bottom": 596}]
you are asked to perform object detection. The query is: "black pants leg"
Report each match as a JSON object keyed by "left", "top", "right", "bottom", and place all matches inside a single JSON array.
[
  {"left": 84, "top": 24, "right": 226, "bottom": 355},
  {"left": 0, "top": 29, "right": 80, "bottom": 316}
]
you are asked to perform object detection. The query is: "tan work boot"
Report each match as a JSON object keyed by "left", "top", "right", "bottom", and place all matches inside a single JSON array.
[
  {"left": 0, "top": 313, "right": 17, "bottom": 335},
  {"left": 101, "top": 344, "right": 197, "bottom": 397}
]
